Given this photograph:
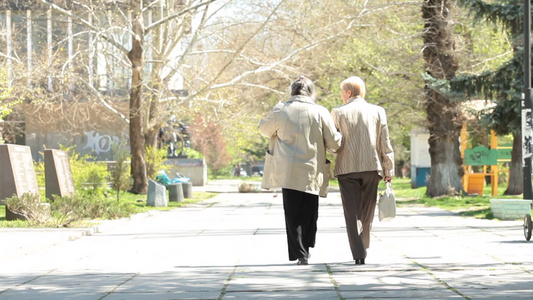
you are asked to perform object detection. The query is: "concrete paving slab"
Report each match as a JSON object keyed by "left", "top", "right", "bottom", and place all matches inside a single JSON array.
[
  {"left": 432, "top": 269, "right": 533, "bottom": 292},
  {"left": 333, "top": 270, "right": 441, "bottom": 289},
  {"left": 222, "top": 290, "right": 339, "bottom": 299},
  {"left": 445, "top": 288, "right": 533, "bottom": 299},
  {"left": 116, "top": 272, "right": 228, "bottom": 293},
  {"left": 227, "top": 267, "right": 333, "bottom": 292},
  {"left": 339, "top": 290, "right": 464, "bottom": 299},
  {"left": 2, "top": 191, "right": 533, "bottom": 299},
  {"left": 105, "top": 291, "right": 221, "bottom": 300},
  {"left": 0, "top": 290, "right": 106, "bottom": 300}
]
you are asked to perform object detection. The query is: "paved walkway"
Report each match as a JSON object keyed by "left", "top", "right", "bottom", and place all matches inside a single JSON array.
[{"left": 1, "top": 191, "right": 532, "bottom": 299}]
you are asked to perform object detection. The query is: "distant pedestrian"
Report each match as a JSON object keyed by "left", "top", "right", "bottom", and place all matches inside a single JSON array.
[
  {"left": 331, "top": 76, "right": 394, "bottom": 265},
  {"left": 233, "top": 164, "right": 241, "bottom": 177},
  {"left": 259, "top": 75, "right": 342, "bottom": 265}
]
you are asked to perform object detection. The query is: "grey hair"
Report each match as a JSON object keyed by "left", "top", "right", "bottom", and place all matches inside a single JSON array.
[
  {"left": 340, "top": 76, "right": 366, "bottom": 99},
  {"left": 290, "top": 75, "right": 316, "bottom": 101}
]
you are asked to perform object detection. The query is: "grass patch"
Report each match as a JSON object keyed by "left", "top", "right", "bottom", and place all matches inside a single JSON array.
[
  {"left": 0, "top": 190, "right": 217, "bottom": 228},
  {"left": 399, "top": 195, "right": 494, "bottom": 219},
  {"left": 389, "top": 177, "right": 527, "bottom": 219}
]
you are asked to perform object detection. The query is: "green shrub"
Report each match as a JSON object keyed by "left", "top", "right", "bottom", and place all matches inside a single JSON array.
[
  {"left": 4, "top": 193, "right": 138, "bottom": 227},
  {"left": 183, "top": 147, "right": 203, "bottom": 159},
  {"left": 51, "top": 194, "right": 136, "bottom": 226},
  {"left": 146, "top": 145, "right": 169, "bottom": 180},
  {"left": 110, "top": 141, "right": 132, "bottom": 203},
  {"left": 35, "top": 148, "right": 109, "bottom": 198},
  {"left": 4, "top": 193, "right": 49, "bottom": 225},
  {"left": 57, "top": 144, "right": 109, "bottom": 194},
  {"left": 34, "top": 162, "right": 45, "bottom": 189},
  {"left": 84, "top": 162, "right": 109, "bottom": 196}
]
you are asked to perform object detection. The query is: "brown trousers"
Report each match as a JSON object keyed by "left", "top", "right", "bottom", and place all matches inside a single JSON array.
[{"left": 338, "top": 171, "right": 381, "bottom": 260}]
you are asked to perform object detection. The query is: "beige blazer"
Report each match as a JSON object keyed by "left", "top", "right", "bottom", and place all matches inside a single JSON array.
[
  {"left": 259, "top": 95, "right": 342, "bottom": 197},
  {"left": 331, "top": 97, "right": 394, "bottom": 178}
]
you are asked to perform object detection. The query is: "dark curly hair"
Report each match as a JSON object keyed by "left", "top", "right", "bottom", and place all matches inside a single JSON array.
[{"left": 290, "top": 75, "right": 316, "bottom": 101}]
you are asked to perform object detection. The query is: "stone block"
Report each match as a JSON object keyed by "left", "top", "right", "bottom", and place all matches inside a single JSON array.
[
  {"left": 0, "top": 144, "right": 40, "bottom": 203},
  {"left": 147, "top": 179, "right": 168, "bottom": 207},
  {"left": 182, "top": 182, "right": 193, "bottom": 198},
  {"left": 164, "top": 158, "right": 207, "bottom": 186},
  {"left": 168, "top": 183, "right": 184, "bottom": 202},
  {"left": 490, "top": 199, "right": 532, "bottom": 220},
  {"left": 44, "top": 149, "right": 76, "bottom": 200},
  {"left": 0, "top": 144, "right": 41, "bottom": 221}
]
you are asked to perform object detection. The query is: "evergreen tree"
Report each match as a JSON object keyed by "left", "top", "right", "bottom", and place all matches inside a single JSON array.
[{"left": 451, "top": 0, "right": 525, "bottom": 194}]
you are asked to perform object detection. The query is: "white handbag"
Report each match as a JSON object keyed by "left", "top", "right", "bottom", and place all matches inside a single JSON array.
[
  {"left": 261, "top": 136, "right": 278, "bottom": 190},
  {"left": 378, "top": 182, "right": 396, "bottom": 222}
]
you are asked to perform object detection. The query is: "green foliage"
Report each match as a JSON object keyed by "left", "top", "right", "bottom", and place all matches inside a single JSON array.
[
  {"left": 314, "top": 3, "right": 426, "bottom": 171},
  {"left": 85, "top": 163, "right": 110, "bottom": 196},
  {"left": 240, "top": 138, "right": 268, "bottom": 162},
  {"left": 34, "top": 162, "right": 45, "bottom": 193},
  {"left": 451, "top": 0, "right": 523, "bottom": 136},
  {"left": 182, "top": 147, "right": 204, "bottom": 159},
  {"left": 0, "top": 69, "right": 19, "bottom": 144},
  {"left": 390, "top": 177, "right": 518, "bottom": 219},
  {"left": 1, "top": 190, "right": 217, "bottom": 228},
  {"left": 223, "top": 109, "right": 267, "bottom": 165},
  {"left": 146, "top": 145, "right": 169, "bottom": 180},
  {"left": 110, "top": 141, "right": 132, "bottom": 204},
  {"left": 0, "top": 70, "right": 14, "bottom": 118},
  {"left": 36, "top": 151, "right": 108, "bottom": 197},
  {"left": 4, "top": 193, "right": 49, "bottom": 226},
  {"left": 190, "top": 114, "right": 232, "bottom": 177},
  {"left": 57, "top": 144, "right": 109, "bottom": 194},
  {"left": 455, "top": 0, "right": 522, "bottom": 34},
  {"left": 50, "top": 194, "right": 136, "bottom": 225},
  {"left": 4, "top": 193, "right": 136, "bottom": 227}
]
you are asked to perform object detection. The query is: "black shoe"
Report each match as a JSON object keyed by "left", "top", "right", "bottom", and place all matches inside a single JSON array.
[
  {"left": 298, "top": 257, "right": 308, "bottom": 265},
  {"left": 355, "top": 259, "right": 365, "bottom": 265}
]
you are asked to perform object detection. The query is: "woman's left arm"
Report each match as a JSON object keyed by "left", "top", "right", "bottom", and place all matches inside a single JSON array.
[
  {"left": 321, "top": 108, "right": 342, "bottom": 152},
  {"left": 259, "top": 102, "right": 283, "bottom": 138},
  {"left": 378, "top": 108, "right": 395, "bottom": 178}
]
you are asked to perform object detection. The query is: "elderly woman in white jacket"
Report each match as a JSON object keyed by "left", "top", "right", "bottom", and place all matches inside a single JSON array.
[{"left": 259, "top": 75, "right": 342, "bottom": 265}]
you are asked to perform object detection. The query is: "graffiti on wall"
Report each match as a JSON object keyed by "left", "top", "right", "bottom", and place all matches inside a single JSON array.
[{"left": 83, "top": 131, "right": 126, "bottom": 155}]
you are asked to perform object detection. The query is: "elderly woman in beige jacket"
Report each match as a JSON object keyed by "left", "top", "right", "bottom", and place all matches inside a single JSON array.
[{"left": 259, "top": 76, "right": 342, "bottom": 265}]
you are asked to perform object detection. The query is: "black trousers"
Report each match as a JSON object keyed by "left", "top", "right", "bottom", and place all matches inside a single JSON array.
[
  {"left": 338, "top": 171, "right": 381, "bottom": 260},
  {"left": 282, "top": 188, "right": 319, "bottom": 261}
]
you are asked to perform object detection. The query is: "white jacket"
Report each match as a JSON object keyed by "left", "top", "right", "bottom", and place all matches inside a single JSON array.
[{"left": 259, "top": 95, "right": 342, "bottom": 197}]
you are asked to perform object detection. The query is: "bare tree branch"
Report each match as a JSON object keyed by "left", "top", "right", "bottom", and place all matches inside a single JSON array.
[
  {"left": 38, "top": 0, "right": 130, "bottom": 55},
  {"left": 145, "top": 0, "right": 219, "bottom": 32},
  {"left": 191, "top": 0, "right": 286, "bottom": 97}
]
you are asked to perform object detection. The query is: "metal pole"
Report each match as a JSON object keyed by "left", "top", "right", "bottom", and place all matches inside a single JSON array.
[{"left": 523, "top": 0, "right": 533, "bottom": 200}]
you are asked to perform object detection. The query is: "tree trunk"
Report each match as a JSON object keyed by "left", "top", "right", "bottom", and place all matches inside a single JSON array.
[
  {"left": 144, "top": 80, "right": 162, "bottom": 150},
  {"left": 504, "top": 132, "right": 523, "bottom": 195},
  {"left": 422, "top": 0, "right": 464, "bottom": 197},
  {"left": 426, "top": 118, "right": 464, "bottom": 196},
  {"left": 128, "top": 2, "right": 148, "bottom": 194}
]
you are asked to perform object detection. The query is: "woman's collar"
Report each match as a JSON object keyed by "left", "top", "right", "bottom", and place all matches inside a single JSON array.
[
  {"left": 347, "top": 97, "right": 365, "bottom": 104},
  {"left": 286, "top": 95, "right": 315, "bottom": 103}
]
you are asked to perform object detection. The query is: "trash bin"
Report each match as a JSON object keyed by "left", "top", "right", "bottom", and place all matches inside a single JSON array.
[
  {"left": 168, "top": 183, "right": 184, "bottom": 202},
  {"left": 182, "top": 182, "right": 193, "bottom": 199},
  {"left": 467, "top": 173, "right": 485, "bottom": 195}
]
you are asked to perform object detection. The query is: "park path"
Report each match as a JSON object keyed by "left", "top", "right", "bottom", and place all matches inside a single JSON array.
[{"left": 1, "top": 191, "right": 532, "bottom": 299}]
